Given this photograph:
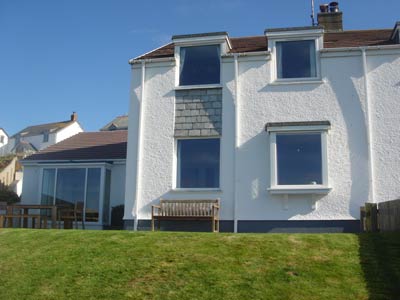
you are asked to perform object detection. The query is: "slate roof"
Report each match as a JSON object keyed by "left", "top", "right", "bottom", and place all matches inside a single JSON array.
[
  {"left": 133, "top": 29, "right": 396, "bottom": 60},
  {"left": 100, "top": 115, "right": 128, "bottom": 131},
  {"left": 23, "top": 131, "right": 127, "bottom": 161},
  {"left": 12, "top": 120, "right": 75, "bottom": 138}
]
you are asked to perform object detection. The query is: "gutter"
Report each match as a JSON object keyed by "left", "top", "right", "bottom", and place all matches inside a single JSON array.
[
  {"left": 233, "top": 54, "right": 239, "bottom": 233},
  {"left": 129, "top": 57, "right": 175, "bottom": 65},
  {"left": 320, "top": 44, "right": 400, "bottom": 53},
  {"left": 132, "top": 61, "right": 146, "bottom": 231},
  {"left": 361, "top": 48, "right": 376, "bottom": 204}
]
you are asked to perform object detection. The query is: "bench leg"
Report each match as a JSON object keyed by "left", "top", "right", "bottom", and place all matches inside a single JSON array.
[
  {"left": 212, "top": 217, "right": 215, "bottom": 232},
  {"left": 151, "top": 218, "right": 155, "bottom": 231},
  {"left": 0, "top": 215, "right": 3, "bottom": 228}
]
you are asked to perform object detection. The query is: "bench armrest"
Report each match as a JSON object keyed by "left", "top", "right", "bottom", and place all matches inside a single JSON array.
[{"left": 152, "top": 205, "right": 161, "bottom": 217}]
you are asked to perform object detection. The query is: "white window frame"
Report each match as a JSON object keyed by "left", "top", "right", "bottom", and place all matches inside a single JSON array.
[
  {"left": 38, "top": 164, "right": 112, "bottom": 225},
  {"left": 266, "top": 28, "right": 323, "bottom": 84},
  {"left": 267, "top": 124, "right": 331, "bottom": 194},
  {"left": 172, "top": 34, "right": 231, "bottom": 89},
  {"left": 173, "top": 137, "right": 221, "bottom": 191},
  {"left": 174, "top": 44, "right": 222, "bottom": 89}
]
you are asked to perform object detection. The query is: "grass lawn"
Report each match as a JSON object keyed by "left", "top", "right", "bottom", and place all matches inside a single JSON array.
[{"left": 0, "top": 230, "right": 399, "bottom": 300}]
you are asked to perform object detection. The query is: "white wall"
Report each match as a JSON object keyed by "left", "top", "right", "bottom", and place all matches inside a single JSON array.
[
  {"left": 0, "top": 129, "right": 9, "bottom": 156},
  {"left": 55, "top": 122, "right": 83, "bottom": 144},
  {"left": 125, "top": 46, "right": 400, "bottom": 223}
]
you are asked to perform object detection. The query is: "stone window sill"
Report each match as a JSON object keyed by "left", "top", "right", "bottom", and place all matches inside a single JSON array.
[
  {"left": 268, "top": 186, "right": 331, "bottom": 195},
  {"left": 171, "top": 188, "right": 222, "bottom": 193},
  {"left": 269, "top": 79, "right": 325, "bottom": 86},
  {"left": 175, "top": 84, "right": 222, "bottom": 90}
]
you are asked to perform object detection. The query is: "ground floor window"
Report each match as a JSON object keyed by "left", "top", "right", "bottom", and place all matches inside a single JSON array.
[
  {"left": 177, "top": 138, "right": 220, "bottom": 188},
  {"left": 266, "top": 121, "right": 330, "bottom": 193},
  {"left": 41, "top": 167, "right": 109, "bottom": 223}
]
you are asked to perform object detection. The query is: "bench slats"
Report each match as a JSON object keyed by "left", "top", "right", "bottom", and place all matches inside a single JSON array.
[{"left": 152, "top": 199, "right": 220, "bottom": 232}]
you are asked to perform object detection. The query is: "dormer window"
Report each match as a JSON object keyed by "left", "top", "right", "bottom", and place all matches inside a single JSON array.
[
  {"left": 0, "top": 136, "right": 4, "bottom": 143},
  {"left": 179, "top": 45, "right": 220, "bottom": 86},
  {"left": 43, "top": 131, "right": 49, "bottom": 142},
  {"left": 276, "top": 40, "right": 316, "bottom": 79},
  {"left": 172, "top": 32, "right": 230, "bottom": 88},
  {"left": 265, "top": 26, "right": 323, "bottom": 83}
]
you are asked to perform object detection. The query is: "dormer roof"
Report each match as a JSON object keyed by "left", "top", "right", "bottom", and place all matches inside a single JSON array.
[{"left": 132, "top": 28, "right": 397, "bottom": 62}]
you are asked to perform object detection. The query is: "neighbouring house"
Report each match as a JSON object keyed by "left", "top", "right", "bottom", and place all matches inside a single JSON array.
[
  {"left": 20, "top": 130, "right": 127, "bottom": 229},
  {"left": 3, "top": 112, "right": 84, "bottom": 196},
  {"left": 6, "top": 112, "right": 83, "bottom": 157},
  {"left": 124, "top": 3, "right": 400, "bottom": 232},
  {"left": 0, "top": 128, "right": 9, "bottom": 156},
  {"left": 100, "top": 115, "right": 128, "bottom": 131},
  {"left": 0, "top": 155, "right": 17, "bottom": 190}
]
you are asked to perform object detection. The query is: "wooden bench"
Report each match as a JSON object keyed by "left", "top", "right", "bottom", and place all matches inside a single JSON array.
[
  {"left": 151, "top": 199, "right": 220, "bottom": 232},
  {"left": 0, "top": 214, "right": 46, "bottom": 229}
]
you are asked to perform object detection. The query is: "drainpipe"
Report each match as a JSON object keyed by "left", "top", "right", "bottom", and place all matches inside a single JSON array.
[
  {"left": 233, "top": 54, "right": 239, "bottom": 233},
  {"left": 133, "top": 61, "right": 146, "bottom": 230},
  {"left": 361, "top": 48, "right": 375, "bottom": 203}
]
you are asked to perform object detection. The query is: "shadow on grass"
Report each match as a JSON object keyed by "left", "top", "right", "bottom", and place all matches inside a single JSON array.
[{"left": 358, "top": 233, "right": 400, "bottom": 300}]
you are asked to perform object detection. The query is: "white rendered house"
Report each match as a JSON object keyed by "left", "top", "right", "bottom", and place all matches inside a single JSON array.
[
  {"left": 6, "top": 112, "right": 83, "bottom": 156},
  {"left": 123, "top": 7, "right": 400, "bottom": 232}
]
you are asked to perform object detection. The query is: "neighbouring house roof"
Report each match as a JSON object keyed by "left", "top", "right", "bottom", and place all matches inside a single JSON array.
[
  {"left": 11, "top": 120, "right": 75, "bottom": 138},
  {"left": 100, "top": 116, "right": 128, "bottom": 131},
  {"left": 11, "top": 113, "right": 80, "bottom": 138},
  {"left": 12, "top": 141, "right": 37, "bottom": 155},
  {"left": 23, "top": 131, "right": 127, "bottom": 162},
  {"left": 133, "top": 29, "right": 396, "bottom": 60}
]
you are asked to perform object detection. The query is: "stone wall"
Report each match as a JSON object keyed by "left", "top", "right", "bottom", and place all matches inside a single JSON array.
[{"left": 174, "top": 88, "right": 222, "bottom": 137}]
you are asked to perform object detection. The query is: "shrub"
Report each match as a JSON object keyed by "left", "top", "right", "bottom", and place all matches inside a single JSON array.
[{"left": 0, "top": 189, "right": 20, "bottom": 204}]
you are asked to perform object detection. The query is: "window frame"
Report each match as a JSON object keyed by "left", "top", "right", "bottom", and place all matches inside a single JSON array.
[
  {"left": 267, "top": 124, "right": 331, "bottom": 194},
  {"left": 38, "top": 164, "right": 111, "bottom": 225},
  {"left": 174, "top": 42, "right": 224, "bottom": 89},
  {"left": 43, "top": 131, "right": 49, "bottom": 143},
  {"left": 173, "top": 137, "right": 221, "bottom": 191},
  {"left": 271, "top": 37, "right": 321, "bottom": 83},
  {"left": 265, "top": 27, "right": 324, "bottom": 84}
]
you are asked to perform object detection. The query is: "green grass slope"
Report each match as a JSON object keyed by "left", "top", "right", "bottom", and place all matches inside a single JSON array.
[{"left": 0, "top": 230, "right": 399, "bottom": 300}]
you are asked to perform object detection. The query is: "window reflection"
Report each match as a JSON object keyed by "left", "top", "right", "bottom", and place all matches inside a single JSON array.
[{"left": 276, "top": 133, "right": 322, "bottom": 185}]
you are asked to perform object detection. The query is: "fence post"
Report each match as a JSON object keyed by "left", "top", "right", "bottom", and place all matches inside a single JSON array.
[
  {"left": 365, "top": 203, "right": 379, "bottom": 232},
  {"left": 360, "top": 206, "right": 366, "bottom": 232}
]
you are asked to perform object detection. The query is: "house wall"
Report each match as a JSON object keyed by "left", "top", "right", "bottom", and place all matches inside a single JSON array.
[
  {"left": 0, "top": 129, "right": 9, "bottom": 156},
  {"left": 125, "top": 46, "right": 400, "bottom": 232},
  {"left": 0, "top": 157, "right": 17, "bottom": 189},
  {"left": 54, "top": 122, "right": 83, "bottom": 144}
]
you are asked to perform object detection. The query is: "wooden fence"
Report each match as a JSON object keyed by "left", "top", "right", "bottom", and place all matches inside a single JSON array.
[{"left": 360, "top": 199, "right": 400, "bottom": 232}]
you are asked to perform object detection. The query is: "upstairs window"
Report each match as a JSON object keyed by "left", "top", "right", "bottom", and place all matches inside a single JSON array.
[
  {"left": 276, "top": 40, "right": 316, "bottom": 79},
  {"left": 179, "top": 45, "right": 220, "bottom": 86},
  {"left": 43, "top": 131, "right": 49, "bottom": 142},
  {"left": 0, "top": 135, "right": 4, "bottom": 143}
]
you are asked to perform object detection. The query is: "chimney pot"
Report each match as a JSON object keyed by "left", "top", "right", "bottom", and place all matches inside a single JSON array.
[
  {"left": 71, "top": 112, "right": 78, "bottom": 121},
  {"left": 318, "top": 1, "right": 343, "bottom": 32},
  {"left": 329, "top": 2, "right": 339, "bottom": 12},
  {"left": 320, "top": 4, "right": 329, "bottom": 13}
]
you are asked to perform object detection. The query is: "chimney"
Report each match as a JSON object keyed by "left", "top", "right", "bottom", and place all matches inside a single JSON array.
[
  {"left": 71, "top": 112, "right": 78, "bottom": 122},
  {"left": 318, "top": 2, "right": 343, "bottom": 32}
]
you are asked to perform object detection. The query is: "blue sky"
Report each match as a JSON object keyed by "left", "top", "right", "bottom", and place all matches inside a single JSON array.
[{"left": 1, "top": 0, "right": 399, "bottom": 135}]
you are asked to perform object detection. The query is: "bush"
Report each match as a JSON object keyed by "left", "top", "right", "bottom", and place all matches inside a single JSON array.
[{"left": 0, "top": 189, "right": 20, "bottom": 204}]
